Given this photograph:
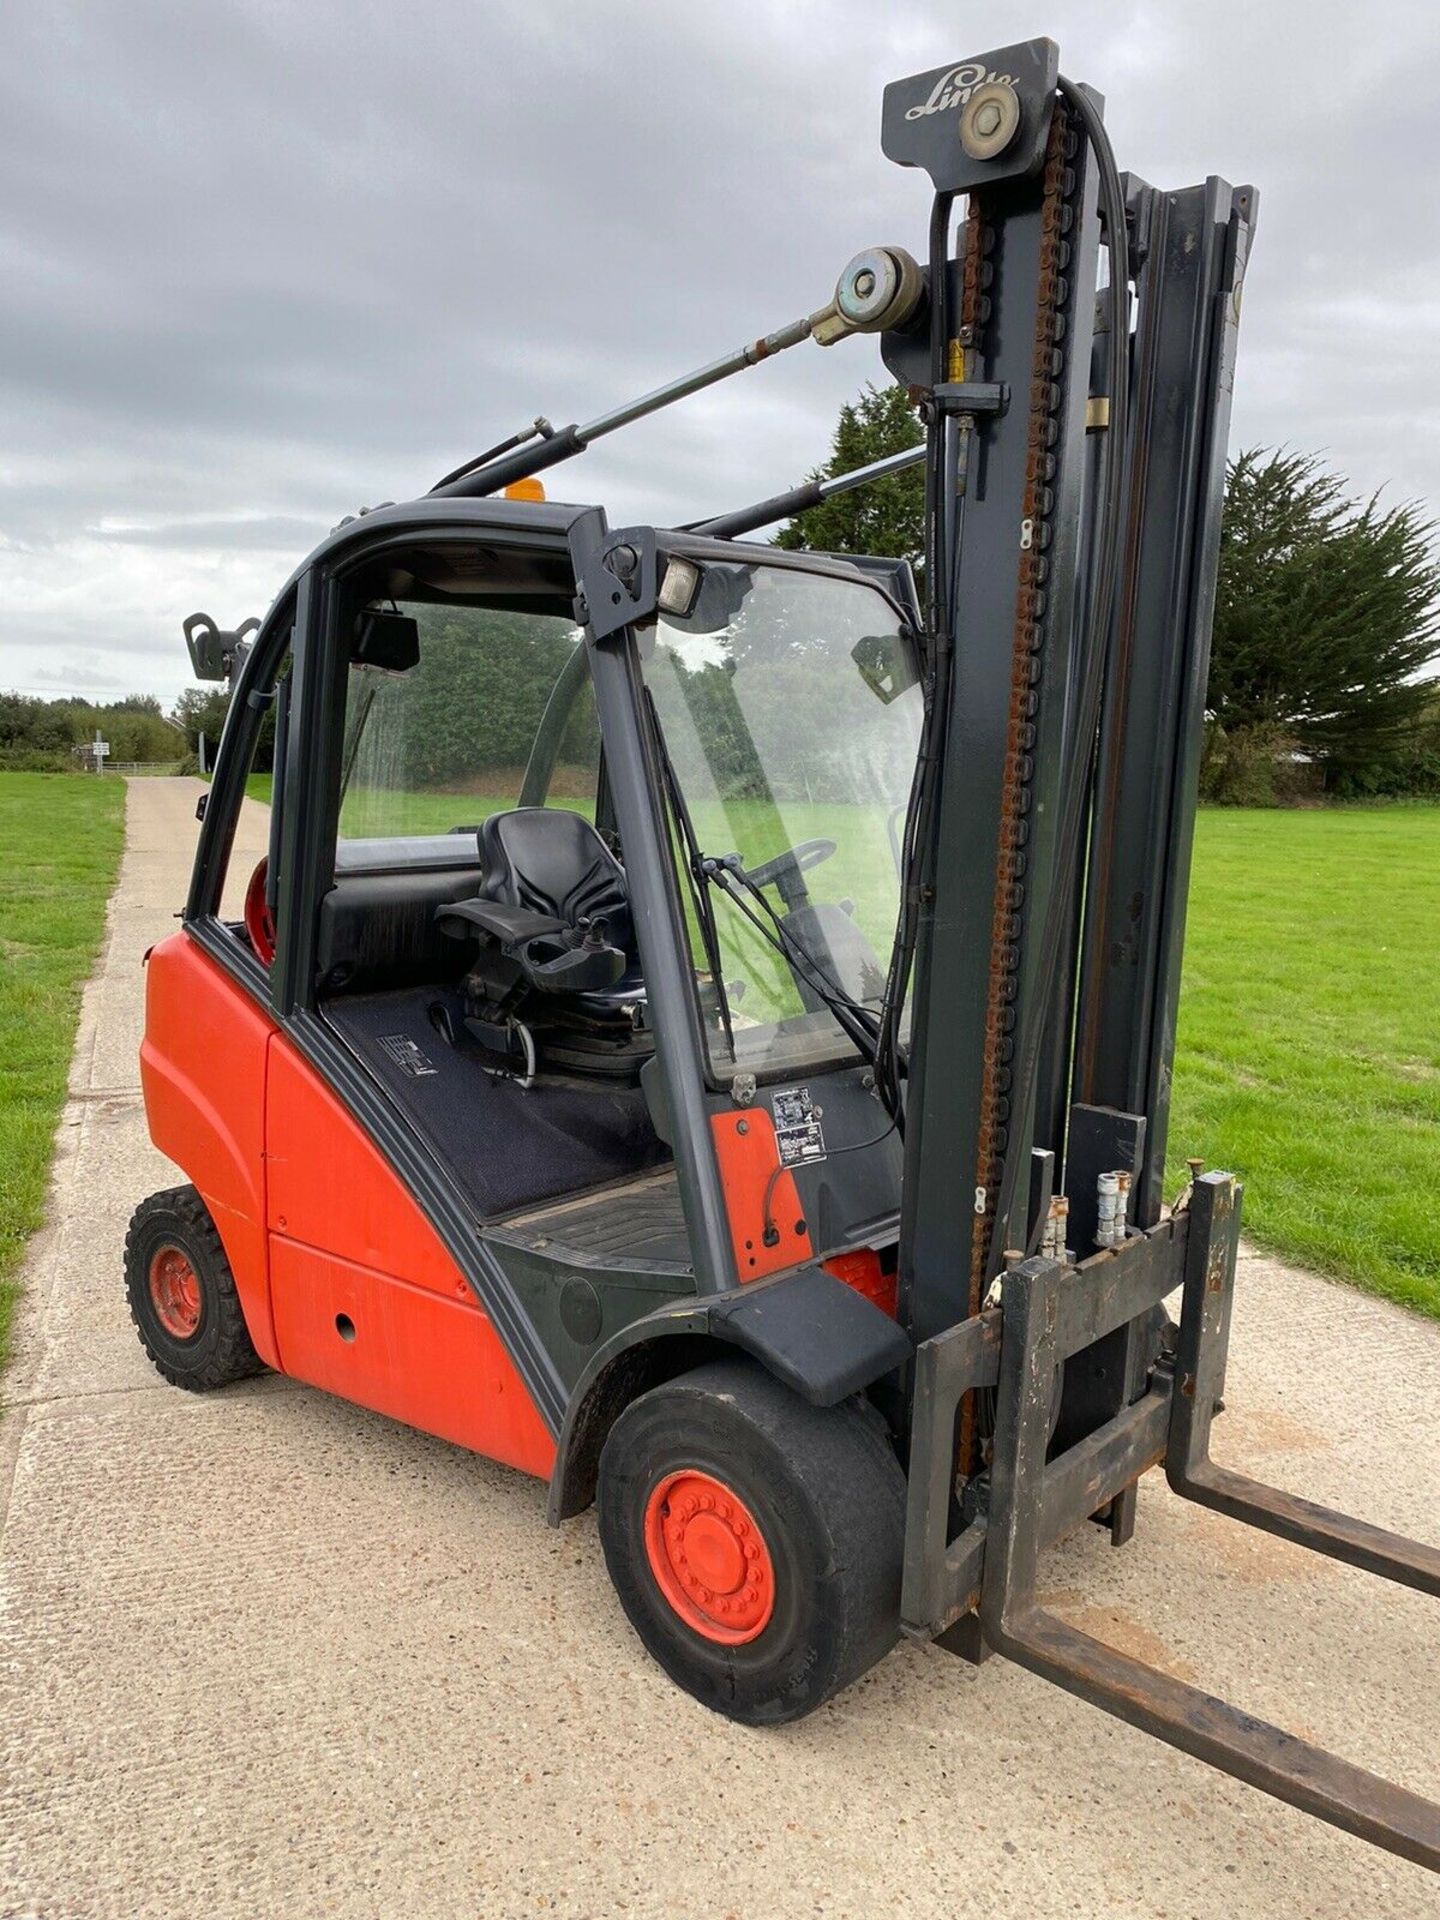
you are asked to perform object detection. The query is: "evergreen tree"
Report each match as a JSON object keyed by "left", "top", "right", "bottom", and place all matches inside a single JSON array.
[
  {"left": 780, "top": 388, "right": 1440, "bottom": 801},
  {"left": 773, "top": 383, "right": 923, "bottom": 566},
  {"left": 1207, "top": 448, "right": 1438, "bottom": 795}
]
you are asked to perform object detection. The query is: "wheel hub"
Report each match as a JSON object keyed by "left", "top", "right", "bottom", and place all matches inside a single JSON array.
[
  {"left": 148, "top": 1245, "right": 201, "bottom": 1340},
  {"left": 643, "top": 1469, "right": 775, "bottom": 1645}
]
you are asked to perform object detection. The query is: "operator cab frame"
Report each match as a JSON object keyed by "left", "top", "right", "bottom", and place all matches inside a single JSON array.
[{"left": 186, "top": 497, "right": 920, "bottom": 1341}]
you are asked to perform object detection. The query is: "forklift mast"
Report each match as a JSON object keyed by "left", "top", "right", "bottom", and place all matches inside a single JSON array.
[
  {"left": 869, "top": 45, "right": 1437, "bottom": 1869},
  {"left": 887, "top": 48, "right": 1254, "bottom": 1343}
]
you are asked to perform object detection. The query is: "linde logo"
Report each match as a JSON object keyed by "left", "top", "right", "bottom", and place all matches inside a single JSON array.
[{"left": 904, "top": 63, "right": 1016, "bottom": 120}]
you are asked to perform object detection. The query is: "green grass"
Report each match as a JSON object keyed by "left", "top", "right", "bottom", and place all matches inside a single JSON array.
[
  {"left": 1170, "top": 806, "right": 1440, "bottom": 1317},
  {"left": 0, "top": 774, "right": 126, "bottom": 1374}
]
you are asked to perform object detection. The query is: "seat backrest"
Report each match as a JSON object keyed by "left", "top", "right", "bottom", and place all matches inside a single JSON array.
[{"left": 478, "top": 808, "right": 634, "bottom": 952}]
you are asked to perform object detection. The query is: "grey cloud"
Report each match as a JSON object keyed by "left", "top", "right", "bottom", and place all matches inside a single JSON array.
[
  {"left": 96, "top": 515, "right": 327, "bottom": 551},
  {"left": 2, "top": 0, "right": 1438, "bottom": 704}
]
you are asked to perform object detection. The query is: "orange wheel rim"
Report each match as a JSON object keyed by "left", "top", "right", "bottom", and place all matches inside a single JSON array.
[
  {"left": 148, "top": 1246, "right": 202, "bottom": 1340},
  {"left": 643, "top": 1469, "right": 775, "bottom": 1645},
  {"left": 244, "top": 857, "right": 276, "bottom": 966}
]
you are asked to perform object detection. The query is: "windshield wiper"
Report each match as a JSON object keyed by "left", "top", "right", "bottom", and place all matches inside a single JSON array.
[
  {"left": 705, "top": 854, "right": 884, "bottom": 1070},
  {"left": 338, "top": 677, "right": 379, "bottom": 803},
  {"left": 643, "top": 689, "right": 736, "bottom": 1058},
  {"left": 643, "top": 692, "right": 889, "bottom": 1077}
]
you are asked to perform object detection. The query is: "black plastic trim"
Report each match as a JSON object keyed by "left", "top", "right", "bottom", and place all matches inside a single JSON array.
[
  {"left": 546, "top": 1263, "right": 911, "bottom": 1522},
  {"left": 708, "top": 1265, "right": 912, "bottom": 1398},
  {"left": 186, "top": 583, "right": 300, "bottom": 928}
]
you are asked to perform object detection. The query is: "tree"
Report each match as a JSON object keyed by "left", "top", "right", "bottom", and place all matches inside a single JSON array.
[
  {"left": 395, "top": 607, "right": 594, "bottom": 789},
  {"left": 1324, "top": 686, "right": 1440, "bottom": 799},
  {"left": 1207, "top": 448, "right": 1439, "bottom": 796},
  {"left": 774, "top": 382, "right": 923, "bottom": 567},
  {"left": 780, "top": 391, "right": 1440, "bottom": 802},
  {"left": 0, "top": 691, "right": 182, "bottom": 768},
  {"left": 0, "top": 694, "right": 72, "bottom": 754},
  {"left": 173, "top": 686, "right": 234, "bottom": 764}
]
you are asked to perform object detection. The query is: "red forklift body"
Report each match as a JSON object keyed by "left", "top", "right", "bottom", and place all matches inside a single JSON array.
[{"left": 143, "top": 932, "right": 555, "bottom": 1476}]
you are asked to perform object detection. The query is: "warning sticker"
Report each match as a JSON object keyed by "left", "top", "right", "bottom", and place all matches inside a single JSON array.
[
  {"left": 377, "top": 1033, "right": 439, "bottom": 1078},
  {"left": 772, "top": 1086, "right": 826, "bottom": 1168}
]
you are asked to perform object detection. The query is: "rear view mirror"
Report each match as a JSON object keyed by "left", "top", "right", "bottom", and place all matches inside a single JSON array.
[
  {"left": 352, "top": 609, "right": 420, "bottom": 674},
  {"left": 184, "top": 613, "right": 259, "bottom": 682},
  {"left": 851, "top": 632, "right": 918, "bottom": 705}
]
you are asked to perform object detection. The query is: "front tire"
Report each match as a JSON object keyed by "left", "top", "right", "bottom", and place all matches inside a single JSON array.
[
  {"left": 124, "top": 1185, "right": 263, "bottom": 1391},
  {"left": 597, "top": 1359, "right": 905, "bottom": 1725}
]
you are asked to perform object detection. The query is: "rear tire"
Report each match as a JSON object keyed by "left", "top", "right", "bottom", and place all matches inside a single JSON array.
[
  {"left": 597, "top": 1359, "right": 905, "bottom": 1725},
  {"left": 124, "top": 1185, "right": 264, "bottom": 1391}
]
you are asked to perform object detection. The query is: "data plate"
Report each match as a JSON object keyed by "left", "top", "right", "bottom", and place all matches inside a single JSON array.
[{"left": 772, "top": 1086, "right": 827, "bottom": 1168}]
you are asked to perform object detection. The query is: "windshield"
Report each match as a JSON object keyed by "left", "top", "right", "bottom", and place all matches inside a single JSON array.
[{"left": 642, "top": 557, "right": 921, "bottom": 1080}]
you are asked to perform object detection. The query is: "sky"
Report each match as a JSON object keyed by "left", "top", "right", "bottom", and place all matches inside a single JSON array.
[{"left": 2, "top": 0, "right": 1438, "bottom": 707}]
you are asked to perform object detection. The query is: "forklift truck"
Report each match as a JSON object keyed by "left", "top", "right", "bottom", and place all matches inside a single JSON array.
[{"left": 130, "top": 39, "right": 1440, "bottom": 1866}]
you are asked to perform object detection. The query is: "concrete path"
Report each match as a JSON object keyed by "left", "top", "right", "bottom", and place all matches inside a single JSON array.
[{"left": 2, "top": 777, "right": 1437, "bottom": 1920}]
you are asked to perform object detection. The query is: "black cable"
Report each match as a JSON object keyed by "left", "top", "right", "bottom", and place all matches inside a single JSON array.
[
  {"left": 870, "top": 189, "right": 958, "bottom": 1134},
  {"left": 430, "top": 420, "right": 554, "bottom": 493},
  {"left": 715, "top": 871, "right": 877, "bottom": 1050},
  {"left": 643, "top": 689, "right": 736, "bottom": 1057},
  {"left": 711, "top": 867, "right": 881, "bottom": 1065},
  {"left": 760, "top": 1115, "right": 899, "bottom": 1246},
  {"left": 730, "top": 864, "right": 880, "bottom": 1037},
  {"left": 430, "top": 441, "right": 522, "bottom": 493}
]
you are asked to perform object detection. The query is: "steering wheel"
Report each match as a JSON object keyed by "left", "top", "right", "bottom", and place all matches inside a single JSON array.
[
  {"left": 243, "top": 857, "right": 276, "bottom": 966},
  {"left": 745, "top": 838, "right": 837, "bottom": 910}
]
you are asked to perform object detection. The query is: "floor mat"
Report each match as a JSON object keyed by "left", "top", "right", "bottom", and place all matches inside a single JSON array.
[
  {"left": 323, "top": 985, "right": 670, "bottom": 1219},
  {"left": 491, "top": 1171, "right": 690, "bottom": 1269}
]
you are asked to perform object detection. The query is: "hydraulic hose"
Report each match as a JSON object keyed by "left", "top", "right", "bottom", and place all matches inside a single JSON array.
[
  {"left": 872, "top": 189, "right": 957, "bottom": 1130},
  {"left": 984, "top": 78, "right": 1134, "bottom": 1271}
]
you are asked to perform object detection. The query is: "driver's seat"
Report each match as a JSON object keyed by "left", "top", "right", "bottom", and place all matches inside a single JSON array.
[
  {"left": 478, "top": 809, "right": 634, "bottom": 956},
  {"left": 437, "top": 808, "right": 651, "bottom": 1083}
]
